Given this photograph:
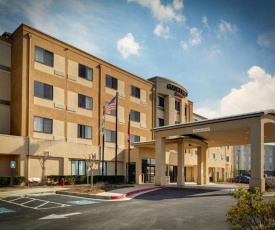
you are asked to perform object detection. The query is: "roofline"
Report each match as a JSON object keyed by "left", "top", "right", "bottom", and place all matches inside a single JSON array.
[
  {"left": 10, "top": 23, "right": 153, "bottom": 87},
  {"left": 152, "top": 109, "right": 275, "bottom": 132}
]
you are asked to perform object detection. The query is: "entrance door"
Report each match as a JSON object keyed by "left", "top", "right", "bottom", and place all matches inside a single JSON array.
[
  {"left": 142, "top": 158, "right": 155, "bottom": 183},
  {"left": 126, "top": 163, "right": 136, "bottom": 184}
]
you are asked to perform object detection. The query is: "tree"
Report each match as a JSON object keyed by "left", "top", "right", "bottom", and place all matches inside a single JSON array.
[{"left": 226, "top": 187, "right": 275, "bottom": 229}]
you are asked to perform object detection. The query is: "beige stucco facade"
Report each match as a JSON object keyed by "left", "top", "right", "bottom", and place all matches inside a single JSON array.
[{"left": 0, "top": 24, "right": 153, "bottom": 182}]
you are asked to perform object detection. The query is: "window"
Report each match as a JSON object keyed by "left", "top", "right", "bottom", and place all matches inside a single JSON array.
[
  {"left": 33, "top": 116, "right": 52, "bottom": 134},
  {"left": 79, "top": 64, "right": 93, "bottom": 81},
  {"left": 211, "top": 153, "right": 216, "bottom": 159},
  {"left": 78, "top": 94, "right": 92, "bottom": 110},
  {"left": 35, "top": 46, "right": 53, "bottom": 67},
  {"left": 130, "top": 110, "right": 140, "bottom": 122},
  {"left": 100, "top": 162, "right": 107, "bottom": 176},
  {"left": 175, "top": 101, "right": 180, "bottom": 113},
  {"left": 130, "top": 134, "right": 140, "bottom": 144},
  {"left": 220, "top": 155, "right": 224, "bottom": 160},
  {"left": 226, "top": 156, "right": 230, "bottom": 162},
  {"left": 158, "top": 96, "right": 164, "bottom": 108},
  {"left": 175, "top": 121, "right": 180, "bottom": 124},
  {"left": 131, "top": 85, "right": 140, "bottom": 98},
  {"left": 72, "top": 160, "right": 86, "bottom": 175},
  {"left": 78, "top": 124, "right": 92, "bottom": 139},
  {"left": 34, "top": 81, "right": 53, "bottom": 100},
  {"left": 158, "top": 118, "right": 164, "bottom": 127},
  {"left": 105, "top": 130, "right": 116, "bottom": 143},
  {"left": 106, "top": 75, "right": 117, "bottom": 90}
]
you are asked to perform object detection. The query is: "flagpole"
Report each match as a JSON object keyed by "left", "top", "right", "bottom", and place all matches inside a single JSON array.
[
  {"left": 128, "top": 111, "right": 131, "bottom": 184},
  {"left": 115, "top": 92, "right": 118, "bottom": 181}
]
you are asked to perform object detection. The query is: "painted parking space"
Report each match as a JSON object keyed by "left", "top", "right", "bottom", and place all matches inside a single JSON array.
[
  {"left": 0, "top": 207, "right": 16, "bottom": 213},
  {"left": 0, "top": 194, "right": 101, "bottom": 211},
  {"left": 0, "top": 196, "right": 70, "bottom": 210},
  {"left": 67, "top": 200, "right": 99, "bottom": 205}
]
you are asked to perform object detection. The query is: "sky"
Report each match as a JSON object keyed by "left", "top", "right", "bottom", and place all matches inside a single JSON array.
[{"left": 1, "top": 0, "right": 275, "bottom": 119}]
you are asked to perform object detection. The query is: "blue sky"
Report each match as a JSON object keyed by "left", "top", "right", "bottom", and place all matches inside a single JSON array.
[{"left": 1, "top": 0, "right": 275, "bottom": 118}]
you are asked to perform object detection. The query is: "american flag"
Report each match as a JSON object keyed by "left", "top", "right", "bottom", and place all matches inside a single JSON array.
[{"left": 105, "top": 96, "right": 116, "bottom": 113}]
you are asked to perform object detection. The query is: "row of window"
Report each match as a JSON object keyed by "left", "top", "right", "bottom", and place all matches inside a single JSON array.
[
  {"left": 34, "top": 80, "right": 93, "bottom": 110},
  {"left": 158, "top": 96, "right": 181, "bottom": 112},
  {"left": 35, "top": 46, "right": 142, "bottom": 99},
  {"left": 33, "top": 116, "right": 140, "bottom": 143},
  {"left": 211, "top": 153, "right": 230, "bottom": 162}
]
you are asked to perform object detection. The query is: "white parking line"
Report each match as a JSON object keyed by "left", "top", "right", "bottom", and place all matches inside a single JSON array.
[{"left": 0, "top": 196, "right": 70, "bottom": 210}]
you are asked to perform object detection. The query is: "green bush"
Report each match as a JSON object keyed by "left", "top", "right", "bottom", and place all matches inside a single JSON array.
[
  {"left": 226, "top": 187, "right": 275, "bottom": 229},
  {"left": 265, "top": 177, "right": 275, "bottom": 189},
  {"left": 93, "top": 175, "right": 125, "bottom": 183},
  {"left": 0, "top": 176, "right": 25, "bottom": 186}
]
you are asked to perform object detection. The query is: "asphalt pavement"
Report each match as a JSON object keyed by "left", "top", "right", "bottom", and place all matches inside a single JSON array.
[{"left": 0, "top": 182, "right": 251, "bottom": 200}]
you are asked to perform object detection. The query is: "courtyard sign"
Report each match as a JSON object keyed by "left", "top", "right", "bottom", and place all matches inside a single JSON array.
[
  {"left": 167, "top": 84, "right": 188, "bottom": 97},
  {"left": 193, "top": 127, "right": 210, "bottom": 133}
]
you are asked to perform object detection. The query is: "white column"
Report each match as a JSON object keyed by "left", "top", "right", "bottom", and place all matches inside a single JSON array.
[
  {"left": 155, "top": 136, "right": 166, "bottom": 186},
  {"left": 202, "top": 147, "right": 209, "bottom": 184},
  {"left": 177, "top": 142, "right": 185, "bottom": 186},
  {"left": 250, "top": 121, "right": 265, "bottom": 192},
  {"left": 197, "top": 147, "right": 203, "bottom": 185}
]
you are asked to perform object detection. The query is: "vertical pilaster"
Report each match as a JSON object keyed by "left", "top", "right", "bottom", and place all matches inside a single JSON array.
[
  {"left": 202, "top": 147, "right": 209, "bottom": 184},
  {"left": 155, "top": 136, "right": 166, "bottom": 185},
  {"left": 213, "top": 167, "right": 217, "bottom": 182},
  {"left": 177, "top": 142, "right": 185, "bottom": 186},
  {"left": 250, "top": 121, "right": 265, "bottom": 192},
  {"left": 197, "top": 147, "right": 203, "bottom": 185}
]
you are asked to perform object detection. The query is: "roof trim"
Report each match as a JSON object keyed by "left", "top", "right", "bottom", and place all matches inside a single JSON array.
[{"left": 152, "top": 109, "right": 275, "bottom": 132}]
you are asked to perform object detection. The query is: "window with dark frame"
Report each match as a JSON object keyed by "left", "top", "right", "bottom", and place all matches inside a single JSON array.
[
  {"left": 158, "top": 118, "right": 164, "bottom": 127},
  {"left": 33, "top": 116, "right": 52, "bottom": 134},
  {"left": 71, "top": 160, "right": 86, "bottom": 175},
  {"left": 130, "top": 110, "right": 140, "bottom": 122},
  {"left": 105, "top": 130, "right": 116, "bottom": 143},
  {"left": 175, "top": 101, "right": 180, "bottom": 113},
  {"left": 78, "top": 124, "right": 92, "bottom": 139},
  {"left": 78, "top": 64, "right": 93, "bottom": 81},
  {"left": 158, "top": 96, "right": 164, "bottom": 107},
  {"left": 78, "top": 94, "right": 92, "bottom": 110},
  {"left": 130, "top": 134, "right": 140, "bottom": 144},
  {"left": 106, "top": 75, "right": 118, "bottom": 90},
  {"left": 131, "top": 85, "right": 140, "bottom": 98},
  {"left": 34, "top": 81, "right": 53, "bottom": 100},
  {"left": 35, "top": 46, "right": 54, "bottom": 67}
]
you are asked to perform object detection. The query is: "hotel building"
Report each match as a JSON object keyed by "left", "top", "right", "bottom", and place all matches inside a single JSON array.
[{"left": 0, "top": 23, "right": 234, "bottom": 185}]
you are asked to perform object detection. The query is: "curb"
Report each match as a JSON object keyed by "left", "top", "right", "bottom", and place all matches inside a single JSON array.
[{"left": 57, "top": 186, "right": 165, "bottom": 200}]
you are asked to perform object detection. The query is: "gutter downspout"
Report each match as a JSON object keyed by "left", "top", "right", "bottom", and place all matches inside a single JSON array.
[{"left": 26, "top": 32, "right": 32, "bottom": 186}]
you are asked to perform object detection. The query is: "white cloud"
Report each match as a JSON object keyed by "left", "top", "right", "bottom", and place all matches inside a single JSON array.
[
  {"left": 180, "top": 27, "right": 202, "bottom": 49},
  {"left": 117, "top": 33, "right": 140, "bottom": 59},
  {"left": 154, "top": 24, "right": 172, "bottom": 39},
  {"left": 217, "top": 19, "right": 237, "bottom": 38},
  {"left": 202, "top": 16, "right": 209, "bottom": 28},
  {"left": 195, "top": 66, "right": 275, "bottom": 118},
  {"left": 189, "top": 27, "right": 202, "bottom": 46},
  {"left": 209, "top": 45, "right": 221, "bottom": 57},
  {"left": 180, "top": 41, "right": 188, "bottom": 49},
  {"left": 128, "top": 0, "right": 185, "bottom": 23},
  {"left": 257, "top": 30, "right": 275, "bottom": 50}
]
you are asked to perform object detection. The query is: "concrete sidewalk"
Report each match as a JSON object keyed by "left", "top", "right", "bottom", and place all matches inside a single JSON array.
[{"left": 0, "top": 184, "right": 164, "bottom": 200}]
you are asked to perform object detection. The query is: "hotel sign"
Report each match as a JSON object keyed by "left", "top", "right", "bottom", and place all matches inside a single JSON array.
[
  {"left": 193, "top": 127, "right": 210, "bottom": 133},
  {"left": 167, "top": 84, "right": 188, "bottom": 97}
]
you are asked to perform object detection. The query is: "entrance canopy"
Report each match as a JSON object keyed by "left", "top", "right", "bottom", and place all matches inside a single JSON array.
[
  {"left": 152, "top": 110, "right": 275, "bottom": 192},
  {"left": 153, "top": 110, "right": 275, "bottom": 147}
]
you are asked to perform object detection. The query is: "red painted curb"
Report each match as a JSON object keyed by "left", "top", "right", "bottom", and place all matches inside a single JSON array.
[{"left": 110, "top": 186, "right": 165, "bottom": 200}]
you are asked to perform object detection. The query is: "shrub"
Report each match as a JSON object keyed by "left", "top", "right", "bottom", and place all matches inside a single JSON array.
[
  {"left": 225, "top": 187, "right": 275, "bottom": 229},
  {"left": 266, "top": 177, "right": 275, "bottom": 189},
  {"left": 0, "top": 176, "right": 25, "bottom": 186}
]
